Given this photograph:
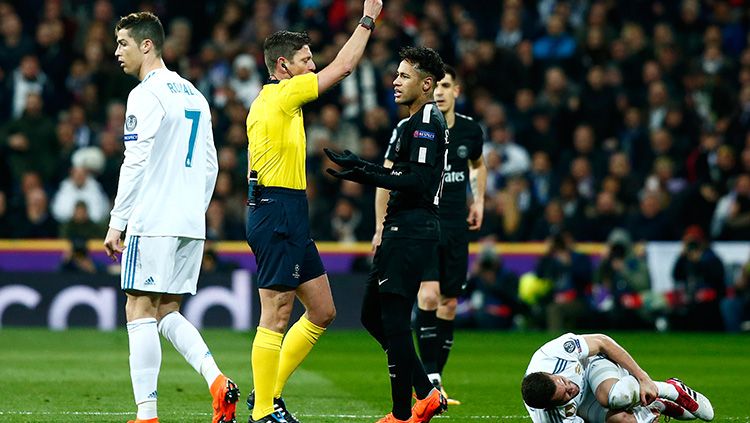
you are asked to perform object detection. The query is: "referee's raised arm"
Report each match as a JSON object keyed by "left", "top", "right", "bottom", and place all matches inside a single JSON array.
[{"left": 316, "top": 0, "right": 383, "bottom": 93}]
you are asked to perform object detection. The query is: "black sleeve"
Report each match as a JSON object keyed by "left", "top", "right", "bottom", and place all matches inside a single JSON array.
[
  {"left": 352, "top": 160, "right": 433, "bottom": 193},
  {"left": 469, "top": 124, "right": 485, "bottom": 161}
]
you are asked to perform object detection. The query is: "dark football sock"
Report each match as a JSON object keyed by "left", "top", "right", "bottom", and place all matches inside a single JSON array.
[
  {"left": 416, "top": 308, "right": 439, "bottom": 375},
  {"left": 386, "top": 331, "right": 416, "bottom": 420},
  {"left": 436, "top": 317, "right": 455, "bottom": 375}
]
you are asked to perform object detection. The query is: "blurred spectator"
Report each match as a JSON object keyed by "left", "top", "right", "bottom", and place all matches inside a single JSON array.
[
  {"left": 626, "top": 190, "right": 673, "bottom": 241},
  {"left": 527, "top": 151, "right": 554, "bottom": 208},
  {"left": 306, "top": 103, "right": 361, "bottom": 156},
  {"left": 534, "top": 231, "right": 593, "bottom": 331},
  {"left": 581, "top": 191, "right": 625, "bottom": 242},
  {"left": 668, "top": 225, "right": 726, "bottom": 331},
  {"left": 494, "top": 9, "right": 523, "bottom": 50},
  {"left": 0, "top": 12, "right": 35, "bottom": 86},
  {"left": 592, "top": 229, "right": 652, "bottom": 329},
  {"left": 9, "top": 54, "right": 55, "bottom": 119},
  {"left": 59, "top": 238, "right": 101, "bottom": 274},
  {"left": 721, "top": 254, "right": 750, "bottom": 332},
  {"left": 10, "top": 187, "right": 58, "bottom": 238},
  {"left": 532, "top": 14, "right": 576, "bottom": 70},
  {"left": 0, "top": 190, "right": 10, "bottom": 238},
  {"left": 59, "top": 201, "right": 104, "bottom": 240},
  {"left": 459, "top": 246, "right": 521, "bottom": 329},
  {"left": 711, "top": 173, "right": 750, "bottom": 240},
  {"left": 51, "top": 166, "right": 109, "bottom": 224},
  {"left": 228, "top": 54, "right": 262, "bottom": 108},
  {"left": 2, "top": 92, "right": 57, "bottom": 181}
]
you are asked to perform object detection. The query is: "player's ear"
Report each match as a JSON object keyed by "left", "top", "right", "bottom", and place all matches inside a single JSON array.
[
  {"left": 140, "top": 38, "right": 151, "bottom": 54},
  {"left": 423, "top": 76, "right": 433, "bottom": 93}
]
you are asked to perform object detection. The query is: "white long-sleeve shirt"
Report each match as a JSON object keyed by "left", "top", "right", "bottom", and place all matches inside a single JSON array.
[
  {"left": 52, "top": 175, "right": 110, "bottom": 223},
  {"left": 109, "top": 67, "right": 218, "bottom": 239}
]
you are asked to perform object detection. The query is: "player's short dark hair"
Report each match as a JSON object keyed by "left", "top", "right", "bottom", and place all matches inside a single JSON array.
[
  {"left": 115, "top": 12, "right": 165, "bottom": 55},
  {"left": 443, "top": 65, "right": 458, "bottom": 83},
  {"left": 263, "top": 30, "right": 311, "bottom": 73},
  {"left": 399, "top": 46, "right": 445, "bottom": 82},
  {"left": 521, "top": 372, "right": 556, "bottom": 409}
]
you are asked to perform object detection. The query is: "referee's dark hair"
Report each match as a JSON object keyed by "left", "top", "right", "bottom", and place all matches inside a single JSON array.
[
  {"left": 399, "top": 46, "right": 445, "bottom": 82},
  {"left": 521, "top": 372, "right": 556, "bottom": 409},
  {"left": 263, "top": 30, "right": 311, "bottom": 74},
  {"left": 115, "top": 12, "right": 165, "bottom": 55}
]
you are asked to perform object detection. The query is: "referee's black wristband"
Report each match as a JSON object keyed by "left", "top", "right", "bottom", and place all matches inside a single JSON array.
[{"left": 359, "top": 15, "right": 375, "bottom": 31}]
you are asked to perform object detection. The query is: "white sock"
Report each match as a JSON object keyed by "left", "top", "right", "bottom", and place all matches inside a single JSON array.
[
  {"left": 655, "top": 381, "right": 678, "bottom": 400},
  {"left": 428, "top": 373, "right": 442, "bottom": 386},
  {"left": 158, "top": 312, "right": 221, "bottom": 387},
  {"left": 127, "top": 318, "right": 160, "bottom": 420}
]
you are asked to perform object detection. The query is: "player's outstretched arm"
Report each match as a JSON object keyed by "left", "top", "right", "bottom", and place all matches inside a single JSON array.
[
  {"left": 582, "top": 334, "right": 658, "bottom": 405},
  {"left": 317, "top": 0, "right": 382, "bottom": 93},
  {"left": 467, "top": 156, "right": 487, "bottom": 230}
]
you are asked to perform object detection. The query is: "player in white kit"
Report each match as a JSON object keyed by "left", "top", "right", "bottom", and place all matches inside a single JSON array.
[
  {"left": 522, "top": 333, "right": 714, "bottom": 423},
  {"left": 103, "top": 12, "right": 239, "bottom": 423}
]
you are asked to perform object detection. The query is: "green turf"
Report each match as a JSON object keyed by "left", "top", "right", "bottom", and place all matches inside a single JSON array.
[{"left": 0, "top": 329, "right": 747, "bottom": 422}]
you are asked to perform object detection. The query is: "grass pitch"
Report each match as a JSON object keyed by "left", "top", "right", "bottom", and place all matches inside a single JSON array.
[{"left": 0, "top": 329, "right": 747, "bottom": 422}]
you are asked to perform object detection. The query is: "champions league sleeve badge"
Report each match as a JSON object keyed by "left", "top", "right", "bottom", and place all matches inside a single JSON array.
[{"left": 125, "top": 115, "right": 138, "bottom": 132}]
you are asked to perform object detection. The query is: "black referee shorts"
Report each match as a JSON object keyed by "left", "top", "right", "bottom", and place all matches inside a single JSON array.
[
  {"left": 422, "top": 225, "right": 469, "bottom": 297},
  {"left": 368, "top": 237, "right": 436, "bottom": 299}
]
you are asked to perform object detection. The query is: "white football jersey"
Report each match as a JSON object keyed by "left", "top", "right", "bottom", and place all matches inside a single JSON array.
[
  {"left": 109, "top": 68, "right": 218, "bottom": 238},
  {"left": 524, "top": 333, "right": 591, "bottom": 423}
]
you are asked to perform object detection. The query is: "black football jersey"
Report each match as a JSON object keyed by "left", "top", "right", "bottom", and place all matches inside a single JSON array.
[
  {"left": 382, "top": 102, "right": 448, "bottom": 238},
  {"left": 387, "top": 112, "right": 483, "bottom": 226}
]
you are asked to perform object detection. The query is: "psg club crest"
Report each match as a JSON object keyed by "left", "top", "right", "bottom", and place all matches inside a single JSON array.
[
  {"left": 126, "top": 115, "right": 138, "bottom": 131},
  {"left": 457, "top": 145, "right": 468, "bottom": 159}
]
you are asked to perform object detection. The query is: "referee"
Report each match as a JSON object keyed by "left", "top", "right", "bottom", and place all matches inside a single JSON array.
[
  {"left": 244, "top": 1, "right": 382, "bottom": 422},
  {"left": 327, "top": 46, "right": 449, "bottom": 423},
  {"left": 377, "top": 66, "right": 487, "bottom": 405}
]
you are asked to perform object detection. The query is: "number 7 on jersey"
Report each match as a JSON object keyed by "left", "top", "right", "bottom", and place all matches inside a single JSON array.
[{"left": 184, "top": 109, "right": 200, "bottom": 167}]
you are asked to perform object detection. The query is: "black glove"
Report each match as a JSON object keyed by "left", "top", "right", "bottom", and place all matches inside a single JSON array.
[
  {"left": 326, "top": 167, "right": 368, "bottom": 184},
  {"left": 324, "top": 148, "right": 367, "bottom": 169}
]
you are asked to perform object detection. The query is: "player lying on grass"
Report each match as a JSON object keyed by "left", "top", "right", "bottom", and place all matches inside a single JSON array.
[{"left": 522, "top": 333, "right": 714, "bottom": 423}]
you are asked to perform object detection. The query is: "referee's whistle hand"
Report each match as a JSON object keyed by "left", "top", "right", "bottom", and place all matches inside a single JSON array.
[{"left": 363, "top": 0, "right": 383, "bottom": 18}]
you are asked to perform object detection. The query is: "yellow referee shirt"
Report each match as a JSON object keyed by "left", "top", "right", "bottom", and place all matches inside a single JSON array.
[{"left": 246, "top": 72, "right": 319, "bottom": 190}]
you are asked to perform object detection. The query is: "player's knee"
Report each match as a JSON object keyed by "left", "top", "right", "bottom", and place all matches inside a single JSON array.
[
  {"left": 309, "top": 304, "right": 336, "bottom": 328},
  {"left": 607, "top": 375, "right": 640, "bottom": 410},
  {"left": 418, "top": 284, "right": 440, "bottom": 310},
  {"left": 439, "top": 296, "right": 458, "bottom": 315}
]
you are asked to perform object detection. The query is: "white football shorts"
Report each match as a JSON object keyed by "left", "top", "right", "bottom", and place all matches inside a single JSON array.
[{"left": 120, "top": 235, "right": 204, "bottom": 295}]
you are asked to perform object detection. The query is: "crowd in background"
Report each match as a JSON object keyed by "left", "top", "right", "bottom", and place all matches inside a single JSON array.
[{"left": 1, "top": 0, "right": 749, "bottom": 331}]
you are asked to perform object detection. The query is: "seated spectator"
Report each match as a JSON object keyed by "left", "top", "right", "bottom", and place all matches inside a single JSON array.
[
  {"left": 580, "top": 191, "right": 625, "bottom": 242},
  {"left": 625, "top": 190, "right": 673, "bottom": 241},
  {"left": 721, "top": 255, "right": 750, "bottom": 332},
  {"left": 711, "top": 173, "right": 750, "bottom": 240},
  {"left": 11, "top": 187, "right": 58, "bottom": 238},
  {"left": 668, "top": 225, "right": 726, "bottom": 331},
  {"left": 51, "top": 165, "right": 109, "bottom": 223},
  {"left": 458, "top": 246, "right": 521, "bottom": 329},
  {"left": 59, "top": 201, "right": 104, "bottom": 240},
  {"left": 592, "top": 229, "right": 652, "bottom": 329}
]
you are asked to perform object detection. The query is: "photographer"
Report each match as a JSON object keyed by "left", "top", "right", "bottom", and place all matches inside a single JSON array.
[
  {"left": 534, "top": 230, "right": 593, "bottom": 331},
  {"left": 461, "top": 246, "right": 522, "bottom": 329},
  {"left": 592, "top": 230, "right": 652, "bottom": 329},
  {"left": 669, "top": 225, "right": 726, "bottom": 331}
]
